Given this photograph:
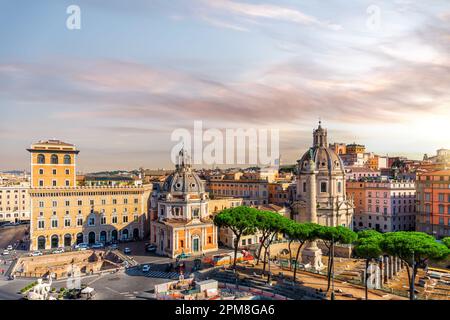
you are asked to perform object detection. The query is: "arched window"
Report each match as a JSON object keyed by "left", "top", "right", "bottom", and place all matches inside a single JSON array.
[
  {"left": 64, "top": 234, "right": 72, "bottom": 247},
  {"left": 51, "top": 154, "right": 59, "bottom": 164},
  {"left": 51, "top": 235, "right": 59, "bottom": 248},
  {"left": 37, "top": 154, "right": 45, "bottom": 164},
  {"left": 88, "top": 232, "right": 96, "bottom": 244},
  {"left": 37, "top": 236, "right": 46, "bottom": 250},
  {"left": 64, "top": 155, "right": 71, "bottom": 164}
]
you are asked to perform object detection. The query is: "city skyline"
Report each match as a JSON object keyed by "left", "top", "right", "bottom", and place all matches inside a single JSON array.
[{"left": 1, "top": 0, "right": 450, "bottom": 171}]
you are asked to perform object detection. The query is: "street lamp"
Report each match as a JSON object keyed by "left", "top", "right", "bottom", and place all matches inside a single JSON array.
[{"left": 331, "top": 234, "right": 335, "bottom": 301}]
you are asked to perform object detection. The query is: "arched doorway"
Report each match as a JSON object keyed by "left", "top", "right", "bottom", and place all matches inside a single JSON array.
[
  {"left": 122, "top": 229, "right": 129, "bottom": 241},
  {"left": 64, "top": 234, "right": 72, "bottom": 247},
  {"left": 111, "top": 229, "right": 118, "bottom": 242},
  {"left": 192, "top": 236, "right": 200, "bottom": 253},
  {"left": 133, "top": 228, "right": 139, "bottom": 240},
  {"left": 88, "top": 232, "right": 96, "bottom": 244},
  {"left": 51, "top": 235, "right": 59, "bottom": 249},
  {"left": 76, "top": 233, "right": 84, "bottom": 245},
  {"left": 100, "top": 231, "right": 107, "bottom": 243},
  {"left": 37, "top": 236, "right": 46, "bottom": 250}
]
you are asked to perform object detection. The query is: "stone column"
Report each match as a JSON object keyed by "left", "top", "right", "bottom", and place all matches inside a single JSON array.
[
  {"left": 388, "top": 256, "right": 394, "bottom": 279},
  {"left": 393, "top": 256, "right": 398, "bottom": 275},
  {"left": 383, "top": 256, "right": 389, "bottom": 283},
  {"left": 301, "top": 158, "right": 323, "bottom": 271},
  {"left": 379, "top": 256, "right": 384, "bottom": 286}
]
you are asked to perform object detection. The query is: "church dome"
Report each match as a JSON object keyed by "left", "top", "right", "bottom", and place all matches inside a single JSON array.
[
  {"left": 297, "top": 122, "right": 345, "bottom": 174},
  {"left": 162, "top": 149, "right": 205, "bottom": 194}
]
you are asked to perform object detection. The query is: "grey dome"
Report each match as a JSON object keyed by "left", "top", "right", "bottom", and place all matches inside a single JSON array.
[
  {"left": 162, "top": 169, "right": 205, "bottom": 194},
  {"left": 162, "top": 148, "right": 205, "bottom": 194},
  {"left": 298, "top": 146, "right": 345, "bottom": 174}
]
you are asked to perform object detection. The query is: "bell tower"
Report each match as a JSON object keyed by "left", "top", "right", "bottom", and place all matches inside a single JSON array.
[{"left": 313, "top": 121, "right": 328, "bottom": 148}]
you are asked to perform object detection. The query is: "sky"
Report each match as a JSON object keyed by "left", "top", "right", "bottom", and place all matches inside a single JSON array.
[{"left": 0, "top": 0, "right": 449, "bottom": 172}]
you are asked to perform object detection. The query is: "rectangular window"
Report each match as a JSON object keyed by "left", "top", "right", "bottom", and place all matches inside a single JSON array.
[
  {"left": 77, "top": 200, "right": 82, "bottom": 206},
  {"left": 64, "top": 219, "right": 70, "bottom": 227},
  {"left": 123, "top": 216, "right": 128, "bottom": 223},
  {"left": 52, "top": 180, "right": 57, "bottom": 187},
  {"left": 51, "top": 219, "right": 58, "bottom": 228},
  {"left": 77, "top": 218, "right": 83, "bottom": 226},
  {"left": 38, "top": 220, "right": 45, "bottom": 229},
  {"left": 112, "top": 216, "right": 118, "bottom": 224},
  {"left": 101, "top": 216, "right": 106, "bottom": 225},
  {"left": 65, "top": 169, "right": 70, "bottom": 175},
  {"left": 39, "top": 180, "right": 44, "bottom": 187},
  {"left": 53, "top": 169, "right": 57, "bottom": 175},
  {"left": 320, "top": 182, "right": 327, "bottom": 193},
  {"left": 88, "top": 217, "right": 95, "bottom": 226},
  {"left": 65, "top": 180, "right": 70, "bottom": 186}
]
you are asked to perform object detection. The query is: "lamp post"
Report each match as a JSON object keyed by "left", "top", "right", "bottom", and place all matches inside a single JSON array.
[{"left": 331, "top": 234, "right": 335, "bottom": 301}]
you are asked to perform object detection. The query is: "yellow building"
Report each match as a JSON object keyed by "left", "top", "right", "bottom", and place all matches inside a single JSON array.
[
  {"left": 149, "top": 150, "right": 218, "bottom": 258},
  {"left": 28, "top": 140, "right": 149, "bottom": 250},
  {"left": 28, "top": 140, "right": 78, "bottom": 188},
  {"left": 346, "top": 143, "right": 366, "bottom": 154}
]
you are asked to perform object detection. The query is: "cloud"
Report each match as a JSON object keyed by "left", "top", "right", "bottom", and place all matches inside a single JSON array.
[{"left": 198, "top": 0, "right": 342, "bottom": 31}]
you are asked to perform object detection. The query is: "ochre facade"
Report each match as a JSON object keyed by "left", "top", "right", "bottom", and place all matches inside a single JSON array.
[{"left": 28, "top": 140, "right": 149, "bottom": 251}]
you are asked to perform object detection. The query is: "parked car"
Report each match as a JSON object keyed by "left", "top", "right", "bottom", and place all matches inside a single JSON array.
[
  {"left": 123, "top": 247, "right": 131, "bottom": 254},
  {"left": 2, "top": 250, "right": 10, "bottom": 256},
  {"left": 145, "top": 244, "right": 157, "bottom": 252},
  {"left": 91, "top": 242, "right": 104, "bottom": 249},
  {"left": 29, "top": 250, "right": 43, "bottom": 256},
  {"left": 6, "top": 245, "right": 13, "bottom": 251},
  {"left": 75, "top": 243, "right": 89, "bottom": 251},
  {"left": 52, "top": 248, "right": 65, "bottom": 254},
  {"left": 176, "top": 252, "right": 191, "bottom": 260},
  {"left": 141, "top": 264, "right": 150, "bottom": 272},
  {"left": 109, "top": 244, "right": 118, "bottom": 250}
]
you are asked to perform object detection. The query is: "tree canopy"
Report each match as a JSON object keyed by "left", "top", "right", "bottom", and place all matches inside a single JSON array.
[
  {"left": 442, "top": 237, "right": 450, "bottom": 249},
  {"left": 380, "top": 232, "right": 450, "bottom": 265},
  {"left": 214, "top": 206, "right": 258, "bottom": 236},
  {"left": 354, "top": 230, "right": 383, "bottom": 260}
]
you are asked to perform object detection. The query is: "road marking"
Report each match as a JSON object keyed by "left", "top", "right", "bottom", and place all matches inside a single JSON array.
[{"left": 105, "top": 286, "right": 120, "bottom": 294}]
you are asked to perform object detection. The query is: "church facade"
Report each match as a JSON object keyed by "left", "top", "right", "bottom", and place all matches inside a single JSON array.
[
  {"left": 293, "top": 122, "right": 354, "bottom": 228},
  {"left": 149, "top": 150, "right": 218, "bottom": 258}
]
